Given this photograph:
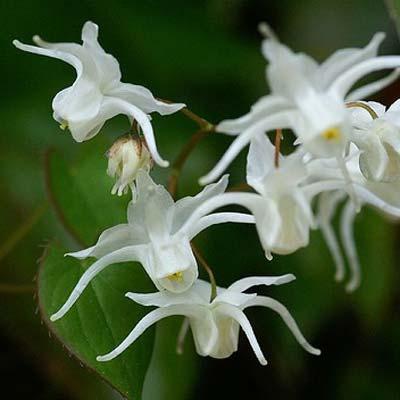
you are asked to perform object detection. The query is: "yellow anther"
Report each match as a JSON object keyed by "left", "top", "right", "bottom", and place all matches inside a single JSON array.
[
  {"left": 322, "top": 126, "right": 341, "bottom": 141},
  {"left": 59, "top": 121, "right": 68, "bottom": 131},
  {"left": 167, "top": 272, "right": 184, "bottom": 282}
]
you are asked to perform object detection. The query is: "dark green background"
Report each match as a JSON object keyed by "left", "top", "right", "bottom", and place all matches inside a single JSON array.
[{"left": 1, "top": 0, "right": 399, "bottom": 399}]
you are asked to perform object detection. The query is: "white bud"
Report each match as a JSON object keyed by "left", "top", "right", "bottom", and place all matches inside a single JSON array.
[{"left": 107, "top": 134, "right": 153, "bottom": 196}]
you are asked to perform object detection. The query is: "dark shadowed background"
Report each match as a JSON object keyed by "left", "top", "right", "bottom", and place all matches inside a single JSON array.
[{"left": 0, "top": 0, "right": 399, "bottom": 399}]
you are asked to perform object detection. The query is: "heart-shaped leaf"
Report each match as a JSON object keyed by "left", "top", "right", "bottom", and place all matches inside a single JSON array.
[{"left": 38, "top": 244, "right": 155, "bottom": 399}]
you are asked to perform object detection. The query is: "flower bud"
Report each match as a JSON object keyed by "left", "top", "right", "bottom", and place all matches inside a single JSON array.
[{"left": 107, "top": 134, "right": 153, "bottom": 196}]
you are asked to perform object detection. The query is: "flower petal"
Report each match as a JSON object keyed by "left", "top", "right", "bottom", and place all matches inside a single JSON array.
[
  {"left": 340, "top": 201, "right": 360, "bottom": 292},
  {"left": 227, "top": 274, "right": 295, "bottom": 293},
  {"left": 346, "top": 69, "right": 400, "bottom": 102},
  {"left": 330, "top": 56, "right": 400, "bottom": 99},
  {"left": 317, "top": 191, "right": 346, "bottom": 281},
  {"left": 188, "top": 212, "right": 255, "bottom": 239},
  {"left": 320, "top": 32, "right": 385, "bottom": 88},
  {"left": 97, "top": 304, "right": 199, "bottom": 362},
  {"left": 66, "top": 224, "right": 134, "bottom": 260},
  {"left": 51, "top": 245, "right": 146, "bottom": 321},
  {"left": 173, "top": 175, "right": 229, "bottom": 233},
  {"left": 246, "top": 132, "right": 278, "bottom": 192},
  {"left": 216, "top": 304, "right": 267, "bottom": 365},
  {"left": 244, "top": 296, "right": 321, "bottom": 356},
  {"left": 216, "top": 95, "right": 291, "bottom": 135},
  {"left": 108, "top": 82, "right": 185, "bottom": 115}
]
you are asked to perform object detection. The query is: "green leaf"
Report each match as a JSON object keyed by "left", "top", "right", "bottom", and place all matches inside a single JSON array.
[
  {"left": 38, "top": 244, "right": 155, "bottom": 399},
  {"left": 45, "top": 142, "right": 129, "bottom": 246}
]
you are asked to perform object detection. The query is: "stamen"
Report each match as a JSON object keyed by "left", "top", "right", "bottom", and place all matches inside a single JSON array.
[
  {"left": 346, "top": 101, "right": 378, "bottom": 119},
  {"left": 167, "top": 272, "right": 184, "bottom": 282},
  {"left": 322, "top": 126, "right": 341, "bottom": 141}
]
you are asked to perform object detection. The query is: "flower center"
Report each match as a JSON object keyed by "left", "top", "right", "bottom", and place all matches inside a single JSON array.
[
  {"left": 167, "top": 272, "right": 184, "bottom": 282},
  {"left": 322, "top": 126, "right": 341, "bottom": 141}
]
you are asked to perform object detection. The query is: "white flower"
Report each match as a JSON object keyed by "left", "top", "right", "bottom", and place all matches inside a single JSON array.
[
  {"left": 50, "top": 171, "right": 254, "bottom": 322},
  {"left": 309, "top": 149, "right": 400, "bottom": 291},
  {"left": 107, "top": 134, "right": 153, "bottom": 196},
  {"left": 96, "top": 274, "right": 321, "bottom": 365},
  {"left": 200, "top": 27, "right": 400, "bottom": 184},
  {"left": 13, "top": 21, "right": 185, "bottom": 167},
  {"left": 184, "top": 134, "right": 326, "bottom": 259},
  {"left": 351, "top": 100, "right": 400, "bottom": 182}
]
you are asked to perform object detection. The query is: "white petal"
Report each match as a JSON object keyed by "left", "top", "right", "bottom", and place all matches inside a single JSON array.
[
  {"left": 303, "top": 180, "right": 346, "bottom": 200},
  {"left": 13, "top": 39, "right": 82, "bottom": 72},
  {"left": 246, "top": 132, "right": 278, "bottom": 192},
  {"left": 346, "top": 69, "right": 400, "bottom": 101},
  {"left": 66, "top": 224, "right": 133, "bottom": 260},
  {"left": 137, "top": 172, "right": 175, "bottom": 240},
  {"left": 317, "top": 191, "right": 346, "bottom": 281},
  {"left": 320, "top": 32, "right": 385, "bottom": 88},
  {"left": 108, "top": 82, "right": 185, "bottom": 115},
  {"left": 228, "top": 274, "right": 295, "bottom": 293},
  {"left": 173, "top": 175, "right": 229, "bottom": 233},
  {"left": 50, "top": 245, "right": 146, "bottom": 321},
  {"left": 354, "top": 184, "right": 400, "bottom": 217},
  {"left": 244, "top": 296, "right": 321, "bottom": 356},
  {"left": 188, "top": 212, "right": 255, "bottom": 239},
  {"left": 97, "top": 304, "right": 198, "bottom": 362},
  {"left": 199, "top": 111, "right": 295, "bottom": 185},
  {"left": 179, "top": 192, "right": 260, "bottom": 236},
  {"left": 340, "top": 201, "right": 360, "bottom": 292},
  {"left": 216, "top": 95, "right": 291, "bottom": 135},
  {"left": 217, "top": 304, "right": 267, "bottom": 365},
  {"left": 330, "top": 56, "right": 400, "bottom": 99},
  {"left": 356, "top": 133, "right": 389, "bottom": 181}
]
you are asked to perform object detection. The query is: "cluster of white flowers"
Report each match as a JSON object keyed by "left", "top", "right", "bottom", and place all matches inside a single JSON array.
[{"left": 14, "top": 21, "right": 400, "bottom": 365}]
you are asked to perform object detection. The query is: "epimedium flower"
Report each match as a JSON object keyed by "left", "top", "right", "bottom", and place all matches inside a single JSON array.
[
  {"left": 50, "top": 171, "right": 255, "bottom": 322},
  {"left": 200, "top": 25, "right": 400, "bottom": 185},
  {"left": 96, "top": 274, "right": 321, "bottom": 365},
  {"left": 183, "top": 134, "right": 328, "bottom": 260},
  {"left": 350, "top": 100, "right": 400, "bottom": 182},
  {"left": 107, "top": 133, "right": 153, "bottom": 196},
  {"left": 13, "top": 21, "right": 185, "bottom": 167}
]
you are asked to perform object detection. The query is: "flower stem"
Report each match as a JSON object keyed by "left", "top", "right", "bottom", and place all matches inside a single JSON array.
[
  {"left": 274, "top": 128, "right": 282, "bottom": 168},
  {"left": 157, "top": 97, "right": 214, "bottom": 130},
  {"left": 191, "top": 243, "right": 217, "bottom": 302},
  {"left": 346, "top": 101, "right": 378, "bottom": 119},
  {"left": 167, "top": 127, "right": 213, "bottom": 197}
]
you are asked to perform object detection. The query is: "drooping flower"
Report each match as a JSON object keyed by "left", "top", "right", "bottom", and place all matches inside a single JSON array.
[
  {"left": 96, "top": 274, "right": 321, "bottom": 364},
  {"left": 13, "top": 21, "right": 185, "bottom": 167},
  {"left": 107, "top": 134, "right": 153, "bottom": 196},
  {"left": 200, "top": 26, "right": 400, "bottom": 184},
  {"left": 350, "top": 100, "right": 400, "bottom": 182},
  {"left": 184, "top": 134, "right": 333, "bottom": 260},
  {"left": 50, "top": 171, "right": 254, "bottom": 322}
]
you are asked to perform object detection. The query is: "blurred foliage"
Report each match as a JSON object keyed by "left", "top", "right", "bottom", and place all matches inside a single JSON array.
[{"left": 0, "top": 0, "right": 399, "bottom": 399}]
